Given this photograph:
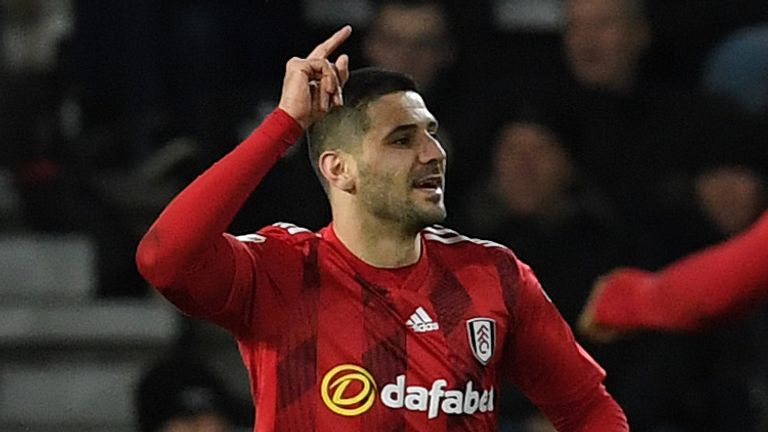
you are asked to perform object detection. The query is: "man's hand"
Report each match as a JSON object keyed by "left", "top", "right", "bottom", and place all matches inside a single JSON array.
[
  {"left": 577, "top": 272, "right": 624, "bottom": 343},
  {"left": 278, "top": 25, "right": 352, "bottom": 130}
]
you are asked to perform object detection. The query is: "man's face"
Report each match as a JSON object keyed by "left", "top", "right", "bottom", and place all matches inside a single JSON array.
[
  {"left": 354, "top": 91, "right": 447, "bottom": 231},
  {"left": 364, "top": 4, "right": 453, "bottom": 90},
  {"left": 492, "top": 122, "right": 573, "bottom": 215},
  {"left": 564, "top": 0, "right": 649, "bottom": 90}
]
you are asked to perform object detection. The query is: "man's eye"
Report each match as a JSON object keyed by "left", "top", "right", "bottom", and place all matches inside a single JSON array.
[{"left": 393, "top": 137, "right": 411, "bottom": 146}]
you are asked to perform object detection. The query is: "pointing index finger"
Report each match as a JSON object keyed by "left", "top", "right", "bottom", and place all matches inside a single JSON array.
[{"left": 307, "top": 25, "right": 352, "bottom": 59}]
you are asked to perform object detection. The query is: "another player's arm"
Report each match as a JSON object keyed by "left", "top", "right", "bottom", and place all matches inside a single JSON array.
[
  {"left": 503, "top": 257, "right": 628, "bottom": 431},
  {"left": 135, "top": 27, "right": 351, "bottom": 321},
  {"left": 579, "top": 209, "right": 768, "bottom": 338}
]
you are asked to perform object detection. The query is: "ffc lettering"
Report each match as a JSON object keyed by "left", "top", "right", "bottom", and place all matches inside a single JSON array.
[{"left": 320, "top": 364, "right": 495, "bottom": 419}]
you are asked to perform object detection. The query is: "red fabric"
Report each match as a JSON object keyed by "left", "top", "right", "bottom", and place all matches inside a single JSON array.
[
  {"left": 229, "top": 224, "right": 626, "bottom": 431},
  {"left": 498, "top": 258, "right": 627, "bottom": 431},
  {"left": 594, "top": 210, "right": 768, "bottom": 331},
  {"left": 136, "top": 109, "right": 627, "bottom": 431},
  {"left": 540, "top": 384, "right": 627, "bottom": 431}
]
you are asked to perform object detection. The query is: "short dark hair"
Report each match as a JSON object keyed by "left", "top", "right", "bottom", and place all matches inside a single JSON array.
[
  {"left": 307, "top": 67, "right": 419, "bottom": 191},
  {"left": 342, "top": 67, "right": 420, "bottom": 109}
]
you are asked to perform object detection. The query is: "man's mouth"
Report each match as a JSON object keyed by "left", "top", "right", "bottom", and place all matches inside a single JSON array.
[{"left": 412, "top": 175, "right": 444, "bottom": 199}]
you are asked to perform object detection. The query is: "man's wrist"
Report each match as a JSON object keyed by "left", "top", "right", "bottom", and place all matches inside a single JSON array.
[{"left": 268, "top": 108, "right": 305, "bottom": 144}]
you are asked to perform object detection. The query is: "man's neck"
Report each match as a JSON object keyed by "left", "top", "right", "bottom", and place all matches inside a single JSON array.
[{"left": 332, "top": 211, "right": 422, "bottom": 268}]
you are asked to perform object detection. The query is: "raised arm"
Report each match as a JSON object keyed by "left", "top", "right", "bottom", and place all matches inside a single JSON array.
[
  {"left": 135, "top": 27, "right": 351, "bottom": 318},
  {"left": 579, "top": 210, "right": 768, "bottom": 338}
]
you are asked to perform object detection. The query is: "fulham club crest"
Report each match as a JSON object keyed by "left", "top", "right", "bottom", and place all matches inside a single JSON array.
[{"left": 467, "top": 318, "right": 496, "bottom": 365}]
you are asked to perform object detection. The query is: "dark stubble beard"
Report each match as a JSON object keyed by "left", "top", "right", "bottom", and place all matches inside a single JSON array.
[{"left": 357, "top": 164, "right": 447, "bottom": 233}]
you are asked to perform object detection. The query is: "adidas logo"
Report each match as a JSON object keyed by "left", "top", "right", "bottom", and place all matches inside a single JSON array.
[{"left": 406, "top": 307, "right": 440, "bottom": 333}]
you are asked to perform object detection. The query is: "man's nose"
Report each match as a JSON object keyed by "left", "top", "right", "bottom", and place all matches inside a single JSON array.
[{"left": 420, "top": 132, "right": 446, "bottom": 164}]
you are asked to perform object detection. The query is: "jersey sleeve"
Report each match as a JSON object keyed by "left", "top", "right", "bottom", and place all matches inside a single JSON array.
[
  {"left": 207, "top": 226, "right": 308, "bottom": 338},
  {"left": 135, "top": 109, "right": 304, "bottom": 338},
  {"left": 593, "top": 210, "right": 768, "bottom": 331},
  {"left": 500, "top": 252, "right": 628, "bottom": 431}
]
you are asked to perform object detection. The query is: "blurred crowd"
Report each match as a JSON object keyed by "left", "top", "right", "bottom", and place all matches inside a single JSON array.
[{"left": 2, "top": 0, "right": 768, "bottom": 431}]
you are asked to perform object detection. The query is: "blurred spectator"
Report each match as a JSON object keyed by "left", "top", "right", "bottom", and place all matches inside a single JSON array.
[
  {"left": 552, "top": 0, "right": 767, "bottom": 267},
  {"left": 458, "top": 114, "right": 627, "bottom": 325},
  {"left": 362, "top": 0, "right": 456, "bottom": 97},
  {"left": 694, "top": 165, "right": 767, "bottom": 238},
  {"left": 521, "top": 0, "right": 768, "bottom": 429},
  {"left": 72, "top": 0, "right": 306, "bottom": 161},
  {"left": 0, "top": 0, "right": 166, "bottom": 296},
  {"left": 458, "top": 114, "right": 630, "bottom": 431},
  {"left": 702, "top": 23, "right": 768, "bottom": 114},
  {"left": 449, "top": 0, "right": 768, "bottom": 430},
  {"left": 47, "top": 1, "right": 314, "bottom": 295},
  {"left": 136, "top": 358, "right": 242, "bottom": 432},
  {"left": 0, "top": 0, "right": 149, "bottom": 297},
  {"left": 0, "top": 0, "right": 74, "bottom": 182},
  {"left": 648, "top": 0, "right": 768, "bottom": 89},
  {"left": 563, "top": 0, "right": 651, "bottom": 93}
]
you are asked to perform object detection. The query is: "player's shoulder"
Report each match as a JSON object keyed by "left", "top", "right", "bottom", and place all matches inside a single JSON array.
[
  {"left": 423, "top": 226, "right": 534, "bottom": 283},
  {"left": 422, "top": 225, "right": 515, "bottom": 261},
  {"left": 236, "top": 222, "right": 321, "bottom": 246}
]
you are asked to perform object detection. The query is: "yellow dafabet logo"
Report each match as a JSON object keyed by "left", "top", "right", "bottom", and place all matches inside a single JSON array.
[
  {"left": 320, "top": 364, "right": 378, "bottom": 416},
  {"left": 320, "top": 364, "right": 495, "bottom": 419}
]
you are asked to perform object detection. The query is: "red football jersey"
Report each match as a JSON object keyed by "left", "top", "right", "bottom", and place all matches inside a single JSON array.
[
  {"left": 136, "top": 109, "right": 626, "bottom": 431},
  {"left": 199, "top": 222, "right": 606, "bottom": 431}
]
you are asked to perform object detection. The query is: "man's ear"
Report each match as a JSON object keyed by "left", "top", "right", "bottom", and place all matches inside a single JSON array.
[{"left": 319, "top": 150, "right": 356, "bottom": 193}]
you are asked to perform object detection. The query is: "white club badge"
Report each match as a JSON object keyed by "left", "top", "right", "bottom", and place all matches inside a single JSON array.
[{"left": 467, "top": 318, "right": 496, "bottom": 366}]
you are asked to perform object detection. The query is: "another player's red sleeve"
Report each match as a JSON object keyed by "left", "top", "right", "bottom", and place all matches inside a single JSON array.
[
  {"left": 135, "top": 109, "right": 302, "bottom": 330},
  {"left": 503, "top": 256, "right": 628, "bottom": 431},
  {"left": 594, "top": 210, "right": 768, "bottom": 331}
]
